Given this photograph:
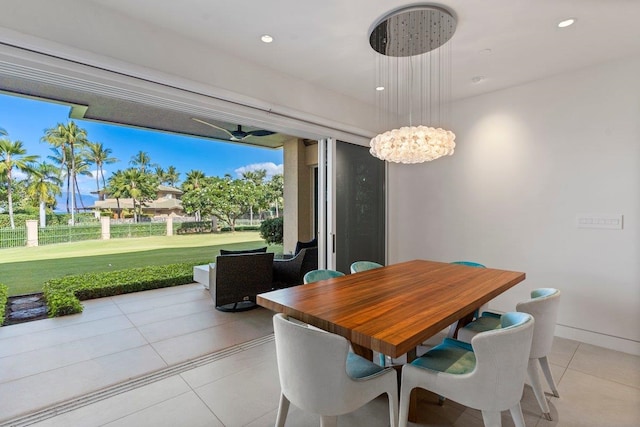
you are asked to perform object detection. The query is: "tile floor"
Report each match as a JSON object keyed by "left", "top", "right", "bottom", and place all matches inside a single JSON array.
[{"left": 0, "top": 284, "right": 638, "bottom": 427}]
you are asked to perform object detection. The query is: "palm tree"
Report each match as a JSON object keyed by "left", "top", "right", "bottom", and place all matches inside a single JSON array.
[
  {"left": 71, "top": 151, "right": 94, "bottom": 211},
  {"left": 86, "top": 142, "right": 117, "bottom": 200},
  {"left": 26, "top": 162, "right": 62, "bottom": 227},
  {"left": 0, "top": 138, "right": 39, "bottom": 228},
  {"left": 154, "top": 166, "right": 166, "bottom": 184},
  {"left": 108, "top": 168, "right": 158, "bottom": 222},
  {"left": 107, "top": 169, "right": 126, "bottom": 219},
  {"left": 42, "top": 121, "right": 89, "bottom": 224},
  {"left": 47, "top": 147, "right": 71, "bottom": 213},
  {"left": 182, "top": 169, "right": 206, "bottom": 191},
  {"left": 129, "top": 151, "right": 153, "bottom": 172},
  {"left": 164, "top": 165, "right": 180, "bottom": 187}
]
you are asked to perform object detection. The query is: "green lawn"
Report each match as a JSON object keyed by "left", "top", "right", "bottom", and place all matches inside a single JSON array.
[{"left": 0, "top": 232, "right": 281, "bottom": 296}]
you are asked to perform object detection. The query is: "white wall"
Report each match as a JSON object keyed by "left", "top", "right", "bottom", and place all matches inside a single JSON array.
[{"left": 388, "top": 55, "right": 640, "bottom": 354}]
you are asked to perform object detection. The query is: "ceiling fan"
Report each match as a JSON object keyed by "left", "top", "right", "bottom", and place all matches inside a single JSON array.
[{"left": 192, "top": 118, "right": 275, "bottom": 141}]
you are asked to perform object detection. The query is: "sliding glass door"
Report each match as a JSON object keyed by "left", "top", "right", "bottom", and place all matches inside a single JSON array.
[{"left": 319, "top": 139, "right": 386, "bottom": 273}]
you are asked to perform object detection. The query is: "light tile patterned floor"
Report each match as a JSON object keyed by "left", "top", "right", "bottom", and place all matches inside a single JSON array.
[{"left": 1, "top": 284, "right": 638, "bottom": 426}]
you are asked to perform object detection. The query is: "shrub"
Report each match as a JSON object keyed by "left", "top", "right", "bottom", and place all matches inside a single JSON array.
[
  {"left": 219, "top": 225, "right": 260, "bottom": 232},
  {"left": 43, "top": 261, "right": 209, "bottom": 317},
  {"left": 259, "top": 217, "right": 283, "bottom": 245},
  {"left": 176, "top": 221, "right": 216, "bottom": 234},
  {"left": 0, "top": 283, "right": 7, "bottom": 326}
]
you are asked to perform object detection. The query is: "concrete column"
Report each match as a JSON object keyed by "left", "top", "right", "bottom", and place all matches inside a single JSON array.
[
  {"left": 166, "top": 217, "right": 174, "bottom": 236},
  {"left": 101, "top": 216, "right": 110, "bottom": 240},
  {"left": 283, "top": 138, "right": 313, "bottom": 253},
  {"left": 26, "top": 220, "right": 38, "bottom": 247}
]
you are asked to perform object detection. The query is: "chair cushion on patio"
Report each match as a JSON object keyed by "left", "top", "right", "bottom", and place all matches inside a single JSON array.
[
  {"left": 219, "top": 247, "right": 267, "bottom": 255},
  {"left": 411, "top": 338, "right": 476, "bottom": 375},
  {"left": 346, "top": 352, "right": 386, "bottom": 379}
]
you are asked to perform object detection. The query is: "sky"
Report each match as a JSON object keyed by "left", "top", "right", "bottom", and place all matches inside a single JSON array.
[{"left": 0, "top": 92, "right": 283, "bottom": 196}]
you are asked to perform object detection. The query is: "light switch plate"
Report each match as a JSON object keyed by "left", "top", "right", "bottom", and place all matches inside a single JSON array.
[{"left": 576, "top": 214, "right": 623, "bottom": 230}]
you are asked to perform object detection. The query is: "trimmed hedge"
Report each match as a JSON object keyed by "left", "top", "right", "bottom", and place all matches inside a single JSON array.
[
  {"left": 0, "top": 284, "right": 7, "bottom": 326},
  {"left": 43, "top": 261, "right": 209, "bottom": 317},
  {"left": 219, "top": 225, "right": 260, "bottom": 232}
]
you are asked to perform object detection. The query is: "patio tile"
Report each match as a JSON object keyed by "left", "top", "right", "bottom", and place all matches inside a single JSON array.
[
  {"left": 0, "top": 345, "right": 167, "bottom": 421},
  {"left": 0, "top": 327, "right": 147, "bottom": 383},
  {"left": 124, "top": 297, "right": 215, "bottom": 327},
  {"left": 151, "top": 309, "right": 273, "bottom": 365},
  {"left": 101, "top": 391, "right": 223, "bottom": 427},
  {"left": 194, "top": 357, "right": 281, "bottom": 426},
  {"left": 0, "top": 302, "right": 122, "bottom": 339},
  {"left": 137, "top": 309, "right": 241, "bottom": 344},
  {"left": 0, "top": 315, "right": 134, "bottom": 358},
  {"left": 114, "top": 287, "right": 209, "bottom": 315},
  {"left": 180, "top": 340, "right": 276, "bottom": 389},
  {"left": 27, "top": 376, "right": 192, "bottom": 427}
]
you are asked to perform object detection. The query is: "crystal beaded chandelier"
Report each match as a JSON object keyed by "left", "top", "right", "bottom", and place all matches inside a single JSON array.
[{"left": 369, "top": 5, "right": 457, "bottom": 164}]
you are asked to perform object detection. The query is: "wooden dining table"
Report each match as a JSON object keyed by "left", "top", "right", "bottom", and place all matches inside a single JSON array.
[
  {"left": 258, "top": 259, "right": 525, "bottom": 421},
  {"left": 257, "top": 259, "right": 526, "bottom": 361}
]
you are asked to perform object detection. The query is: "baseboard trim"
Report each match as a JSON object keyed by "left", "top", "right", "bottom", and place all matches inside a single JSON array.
[{"left": 555, "top": 324, "right": 640, "bottom": 356}]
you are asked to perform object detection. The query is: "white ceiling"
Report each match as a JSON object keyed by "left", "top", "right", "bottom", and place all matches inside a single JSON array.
[{"left": 84, "top": 0, "right": 640, "bottom": 103}]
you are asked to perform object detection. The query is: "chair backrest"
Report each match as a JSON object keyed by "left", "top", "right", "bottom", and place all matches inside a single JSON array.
[
  {"left": 219, "top": 246, "right": 267, "bottom": 255},
  {"left": 273, "top": 313, "right": 355, "bottom": 414},
  {"left": 294, "top": 238, "right": 317, "bottom": 255},
  {"left": 451, "top": 261, "right": 486, "bottom": 268},
  {"left": 299, "top": 246, "right": 318, "bottom": 281},
  {"left": 350, "top": 261, "right": 383, "bottom": 273},
  {"left": 213, "top": 252, "right": 274, "bottom": 306},
  {"left": 303, "top": 269, "right": 345, "bottom": 284},
  {"left": 516, "top": 288, "right": 561, "bottom": 359},
  {"left": 469, "top": 312, "right": 534, "bottom": 411}
]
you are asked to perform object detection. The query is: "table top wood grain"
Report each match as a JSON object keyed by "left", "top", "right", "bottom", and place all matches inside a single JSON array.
[{"left": 257, "top": 259, "right": 525, "bottom": 358}]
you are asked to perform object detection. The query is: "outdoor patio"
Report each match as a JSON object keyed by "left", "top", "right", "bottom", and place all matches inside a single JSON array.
[{"left": 0, "top": 283, "right": 638, "bottom": 426}]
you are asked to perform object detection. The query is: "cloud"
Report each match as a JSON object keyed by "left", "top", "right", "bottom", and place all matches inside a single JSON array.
[{"left": 235, "top": 162, "right": 283, "bottom": 178}]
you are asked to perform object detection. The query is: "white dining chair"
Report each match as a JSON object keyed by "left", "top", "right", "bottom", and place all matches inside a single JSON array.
[
  {"left": 273, "top": 313, "right": 398, "bottom": 427},
  {"left": 458, "top": 288, "right": 561, "bottom": 420},
  {"left": 350, "top": 260, "right": 383, "bottom": 273},
  {"left": 399, "top": 312, "right": 534, "bottom": 427}
]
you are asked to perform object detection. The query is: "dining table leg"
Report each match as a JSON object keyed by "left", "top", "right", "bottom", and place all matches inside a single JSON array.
[{"left": 350, "top": 343, "right": 373, "bottom": 361}]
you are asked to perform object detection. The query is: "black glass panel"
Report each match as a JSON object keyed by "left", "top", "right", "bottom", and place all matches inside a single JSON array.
[{"left": 335, "top": 141, "right": 385, "bottom": 273}]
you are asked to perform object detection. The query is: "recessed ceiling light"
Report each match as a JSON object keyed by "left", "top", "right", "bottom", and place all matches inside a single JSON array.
[
  {"left": 261, "top": 34, "right": 274, "bottom": 43},
  {"left": 375, "top": 86, "right": 385, "bottom": 91},
  {"left": 471, "top": 76, "right": 485, "bottom": 84},
  {"left": 558, "top": 18, "right": 575, "bottom": 28},
  {"left": 479, "top": 48, "right": 492, "bottom": 55}
]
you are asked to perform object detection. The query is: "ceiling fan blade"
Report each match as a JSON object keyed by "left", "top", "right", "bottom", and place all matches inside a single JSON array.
[
  {"left": 246, "top": 129, "right": 275, "bottom": 137},
  {"left": 192, "top": 118, "right": 235, "bottom": 139}
]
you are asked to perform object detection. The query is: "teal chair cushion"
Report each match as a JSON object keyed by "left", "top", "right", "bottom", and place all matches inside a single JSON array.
[
  {"left": 350, "top": 261, "right": 383, "bottom": 273},
  {"left": 463, "top": 313, "right": 502, "bottom": 334},
  {"left": 346, "top": 353, "right": 386, "bottom": 379},
  {"left": 411, "top": 338, "right": 476, "bottom": 375},
  {"left": 303, "top": 269, "right": 345, "bottom": 284},
  {"left": 451, "top": 261, "right": 486, "bottom": 268}
]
